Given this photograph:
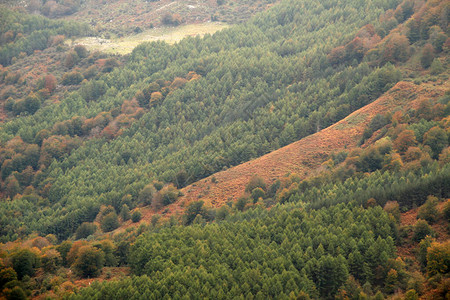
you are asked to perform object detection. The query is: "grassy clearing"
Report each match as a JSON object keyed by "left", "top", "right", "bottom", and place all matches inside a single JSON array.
[{"left": 69, "top": 22, "right": 229, "bottom": 55}]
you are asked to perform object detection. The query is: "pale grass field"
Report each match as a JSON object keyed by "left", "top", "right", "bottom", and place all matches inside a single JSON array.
[{"left": 69, "top": 22, "right": 229, "bottom": 54}]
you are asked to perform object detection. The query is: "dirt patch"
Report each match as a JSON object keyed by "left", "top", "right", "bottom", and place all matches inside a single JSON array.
[{"left": 70, "top": 22, "right": 229, "bottom": 54}]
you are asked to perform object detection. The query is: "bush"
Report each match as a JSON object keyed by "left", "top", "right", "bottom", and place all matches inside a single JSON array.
[
  {"left": 216, "top": 206, "right": 229, "bottom": 221},
  {"left": 131, "top": 210, "right": 142, "bottom": 223},
  {"left": 235, "top": 196, "right": 248, "bottom": 211},
  {"left": 162, "top": 13, "right": 182, "bottom": 26},
  {"left": 151, "top": 215, "right": 161, "bottom": 227},
  {"left": 430, "top": 59, "right": 444, "bottom": 75},
  {"left": 154, "top": 184, "right": 179, "bottom": 207},
  {"left": 251, "top": 187, "right": 265, "bottom": 203},
  {"left": 74, "top": 45, "right": 88, "bottom": 58},
  {"left": 245, "top": 175, "right": 267, "bottom": 193},
  {"left": 138, "top": 184, "right": 156, "bottom": 205},
  {"left": 62, "top": 71, "right": 84, "bottom": 85},
  {"left": 184, "top": 201, "right": 210, "bottom": 225}
]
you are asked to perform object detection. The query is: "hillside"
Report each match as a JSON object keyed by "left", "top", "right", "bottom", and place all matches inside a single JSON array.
[
  {"left": 175, "top": 80, "right": 449, "bottom": 208},
  {"left": 0, "top": 0, "right": 449, "bottom": 298},
  {"left": 14, "top": 0, "right": 275, "bottom": 34},
  {"left": 125, "top": 78, "right": 448, "bottom": 225}
]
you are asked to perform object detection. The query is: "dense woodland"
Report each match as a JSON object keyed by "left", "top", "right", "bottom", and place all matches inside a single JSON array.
[
  {"left": 0, "top": 0, "right": 408, "bottom": 241},
  {"left": 0, "top": 0, "right": 449, "bottom": 298}
]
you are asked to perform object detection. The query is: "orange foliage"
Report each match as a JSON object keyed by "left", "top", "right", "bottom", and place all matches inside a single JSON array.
[
  {"left": 44, "top": 74, "right": 57, "bottom": 93},
  {"left": 121, "top": 99, "right": 140, "bottom": 115},
  {"left": 101, "top": 122, "right": 119, "bottom": 139},
  {"left": 327, "top": 46, "right": 346, "bottom": 66},
  {"left": 394, "top": 129, "right": 417, "bottom": 153},
  {"left": 31, "top": 237, "right": 50, "bottom": 249},
  {"left": 66, "top": 240, "right": 89, "bottom": 266},
  {"left": 49, "top": 35, "right": 65, "bottom": 47},
  {"left": 150, "top": 92, "right": 163, "bottom": 105},
  {"left": 169, "top": 77, "right": 188, "bottom": 90},
  {"left": 186, "top": 71, "right": 201, "bottom": 81},
  {"left": 381, "top": 33, "right": 410, "bottom": 63}
]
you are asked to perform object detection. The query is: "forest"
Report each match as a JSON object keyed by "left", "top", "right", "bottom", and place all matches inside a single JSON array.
[
  {"left": 0, "top": 0, "right": 407, "bottom": 241},
  {"left": 0, "top": 0, "right": 449, "bottom": 298}
]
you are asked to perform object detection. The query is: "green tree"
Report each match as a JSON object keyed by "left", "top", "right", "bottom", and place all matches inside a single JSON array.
[
  {"left": 184, "top": 201, "right": 206, "bottom": 225},
  {"left": 420, "top": 44, "right": 435, "bottom": 68},
  {"left": 443, "top": 200, "right": 450, "bottom": 222},
  {"left": 0, "top": 267, "right": 17, "bottom": 290},
  {"left": 131, "top": 210, "right": 142, "bottom": 223},
  {"left": 423, "top": 126, "right": 448, "bottom": 159},
  {"left": 314, "top": 255, "right": 349, "bottom": 298},
  {"left": 74, "top": 45, "right": 88, "bottom": 58},
  {"left": 102, "top": 58, "right": 119, "bottom": 73},
  {"left": 235, "top": 196, "right": 248, "bottom": 211},
  {"left": 56, "top": 241, "right": 73, "bottom": 266},
  {"left": 101, "top": 212, "right": 120, "bottom": 232},
  {"left": 417, "top": 195, "right": 440, "bottom": 224},
  {"left": 413, "top": 220, "right": 433, "bottom": 242},
  {"left": 404, "top": 289, "right": 419, "bottom": 300},
  {"left": 383, "top": 201, "right": 400, "bottom": 223},
  {"left": 120, "top": 204, "right": 131, "bottom": 221},
  {"left": 72, "top": 245, "right": 105, "bottom": 278},
  {"left": 62, "top": 71, "right": 84, "bottom": 85},
  {"left": 216, "top": 205, "right": 229, "bottom": 221},
  {"left": 5, "top": 286, "right": 27, "bottom": 300},
  {"left": 138, "top": 184, "right": 156, "bottom": 205},
  {"left": 426, "top": 241, "right": 450, "bottom": 277},
  {"left": 251, "top": 187, "right": 265, "bottom": 203},
  {"left": 245, "top": 175, "right": 267, "bottom": 193},
  {"left": 23, "top": 93, "right": 41, "bottom": 114},
  {"left": 75, "top": 222, "right": 98, "bottom": 239},
  {"left": 430, "top": 59, "right": 444, "bottom": 75},
  {"left": 97, "top": 240, "right": 117, "bottom": 267},
  {"left": 41, "top": 249, "right": 62, "bottom": 273},
  {"left": 11, "top": 249, "right": 39, "bottom": 279},
  {"left": 154, "top": 184, "right": 179, "bottom": 207},
  {"left": 417, "top": 236, "right": 434, "bottom": 269}
]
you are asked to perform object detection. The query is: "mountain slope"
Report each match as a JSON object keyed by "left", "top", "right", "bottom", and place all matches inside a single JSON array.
[{"left": 132, "top": 78, "right": 448, "bottom": 223}]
